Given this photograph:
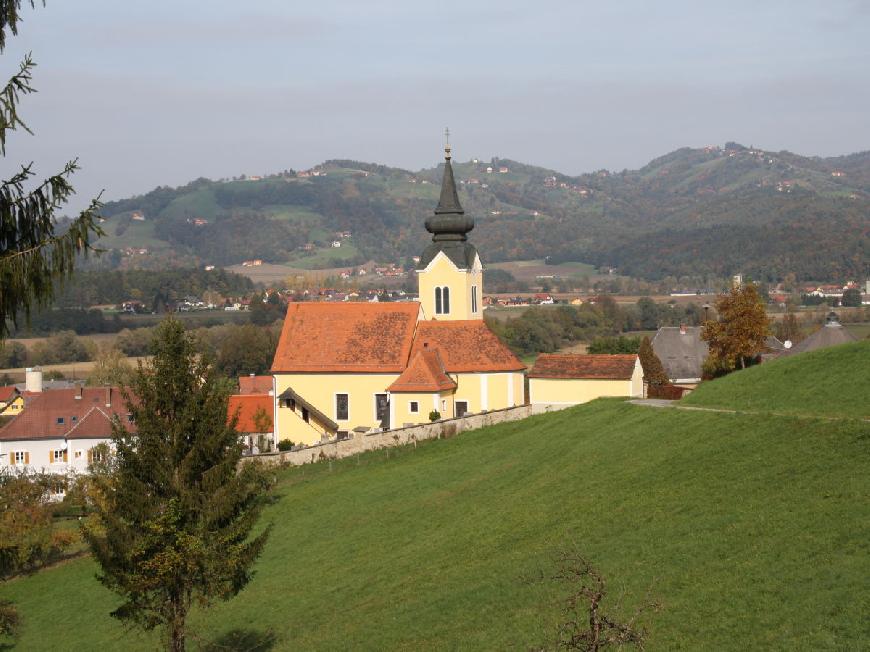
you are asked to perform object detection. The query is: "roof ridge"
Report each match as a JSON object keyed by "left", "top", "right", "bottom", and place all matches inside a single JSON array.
[{"left": 63, "top": 405, "right": 102, "bottom": 438}]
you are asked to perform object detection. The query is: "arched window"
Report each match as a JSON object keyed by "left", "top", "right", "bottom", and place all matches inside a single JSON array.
[
  {"left": 435, "top": 287, "right": 442, "bottom": 314},
  {"left": 442, "top": 287, "right": 450, "bottom": 314}
]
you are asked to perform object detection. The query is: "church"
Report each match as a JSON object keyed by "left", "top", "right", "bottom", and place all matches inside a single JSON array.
[{"left": 271, "top": 142, "right": 525, "bottom": 445}]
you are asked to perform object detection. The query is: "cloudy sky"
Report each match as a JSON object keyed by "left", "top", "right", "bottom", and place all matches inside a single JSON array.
[{"left": 2, "top": 0, "right": 869, "bottom": 208}]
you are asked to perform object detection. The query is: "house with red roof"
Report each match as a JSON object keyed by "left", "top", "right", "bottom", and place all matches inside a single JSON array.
[
  {"left": 271, "top": 144, "right": 525, "bottom": 445},
  {"left": 0, "top": 378, "right": 134, "bottom": 487},
  {"left": 227, "top": 393, "right": 274, "bottom": 454},
  {"left": 238, "top": 374, "right": 273, "bottom": 395},
  {"left": 0, "top": 385, "right": 23, "bottom": 417},
  {"left": 527, "top": 354, "right": 643, "bottom": 408}
]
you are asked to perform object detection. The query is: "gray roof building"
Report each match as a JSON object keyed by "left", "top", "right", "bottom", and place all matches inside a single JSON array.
[
  {"left": 651, "top": 325, "right": 709, "bottom": 383},
  {"left": 784, "top": 311, "right": 857, "bottom": 355}
]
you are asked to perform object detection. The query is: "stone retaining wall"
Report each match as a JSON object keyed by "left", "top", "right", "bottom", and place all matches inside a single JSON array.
[{"left": 241, "top": 404, "right": 537, "bottom": 468}]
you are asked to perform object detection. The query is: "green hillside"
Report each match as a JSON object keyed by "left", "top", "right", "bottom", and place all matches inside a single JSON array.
[
  {"left": 682, "top": 340, "right": 870, "bottom": 419},
  {"left": 94, "top": 145, "right": 870, "bottom": 281},
  {"left": 3, "top": 396, "right": 868, "bottom": 649}
]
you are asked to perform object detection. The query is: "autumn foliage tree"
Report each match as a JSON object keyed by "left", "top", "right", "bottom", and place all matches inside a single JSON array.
[
  {"left": 0, "top": 471, "right": 77, "bottom": 637},
  {"left": 82, "top": 319, "right": 271, "bottom": 652},
  {"left": 702, "top": 283, "right": 770, "bottom": 374}
]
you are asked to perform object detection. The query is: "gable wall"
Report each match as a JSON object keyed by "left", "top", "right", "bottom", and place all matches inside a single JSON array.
[{"left": 417, "top": 252, "right": 482, "bottom": 321}]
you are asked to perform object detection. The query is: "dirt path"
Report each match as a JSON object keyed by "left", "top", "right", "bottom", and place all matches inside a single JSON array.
[{"left": 628, "top": 399, "right": 869, "bottom": 422}]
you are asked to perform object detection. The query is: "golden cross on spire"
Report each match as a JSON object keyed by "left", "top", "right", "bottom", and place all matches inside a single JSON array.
[{"left": 444, "top": 127, "right": 452, "bottom": 159}]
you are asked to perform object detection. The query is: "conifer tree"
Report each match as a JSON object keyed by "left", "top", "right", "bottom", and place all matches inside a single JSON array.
[
  {"left": 638, "top": 336, "right": 669, "bottom": 386},
  {"left": 0, "top": 0, "right": 103, "bottom": 340},
  {"left": 83, "top": 319, "right": 271, "bottom": 652}
]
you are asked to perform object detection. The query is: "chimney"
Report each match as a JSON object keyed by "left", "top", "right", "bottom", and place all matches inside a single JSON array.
[
  {"left": 105, "top": 386, "right": 112, "bottom": 407},
  {"left": 25, "top": 367, "right": 43, "bottom": 393},
  {"left": 74, "top": 386, "right": 83, "bottom": 400},
  {"left": 679, "top": 324, "right": 687, "bottom": 335}
]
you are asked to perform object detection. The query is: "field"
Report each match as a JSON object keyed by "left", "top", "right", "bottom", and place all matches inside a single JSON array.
[
  {"left": 0, "top": 357, "right": 149, "bottom": 383},
  {"left": 2, "top": 346, "right": 868, "bottom": 650},
  {"left": 487, "top": 259, "right": 600, "bottom": 284},
  {"left": 682, "top": 340, "right": 870, "bottom": 419},
  {"left": 845, "top": 321, "right": 870, "bottom": 339}
]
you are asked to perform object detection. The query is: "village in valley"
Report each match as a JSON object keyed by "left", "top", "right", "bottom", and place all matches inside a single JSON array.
[
  {"left": 2, "top": 3, "right": 870, "bottom": 651},
  {"left": 3, "top": 140, "right": 867, "bottom": 475}
]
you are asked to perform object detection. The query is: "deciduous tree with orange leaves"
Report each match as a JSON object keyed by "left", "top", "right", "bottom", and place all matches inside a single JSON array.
[{"left": 702, "top": 283, "right": 770, "bottom": 374}]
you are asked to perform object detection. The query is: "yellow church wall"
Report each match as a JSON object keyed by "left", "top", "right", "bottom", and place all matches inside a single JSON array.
[
  {"left": 275, "top": 404, "right": 331, "bottom": 446},
  {"left": 391, "top": 391, "right": 454, "bottom": 427},
  {"left": 274, "top": 373, "right": 399, "bottom": 445},
  {"left": 417, "top": 252, "right": 482, "bottom": 321},
  {"left": 451, "top": 371, "right": 523, "bottom": 415}
]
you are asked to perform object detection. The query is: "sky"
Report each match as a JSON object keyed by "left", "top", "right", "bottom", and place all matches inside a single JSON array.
[{"left": 2, "top": 0, "right": 869, "bottom": 209}]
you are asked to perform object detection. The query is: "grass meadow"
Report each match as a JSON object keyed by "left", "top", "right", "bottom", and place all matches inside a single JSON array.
[{"left": 2, "top": 387, "right": 868, "bottom": 650}]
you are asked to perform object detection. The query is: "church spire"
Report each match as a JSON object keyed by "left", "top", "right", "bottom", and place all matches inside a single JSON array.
[{"left": 426, "top": 130, "right": 474, "bottom": 243}]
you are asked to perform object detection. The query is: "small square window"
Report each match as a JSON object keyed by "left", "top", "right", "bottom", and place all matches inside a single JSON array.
[
  {"left": 409, "top": 401, "right": 419, "bottom": 413},
  {"left": 71, "top": 416, "right": 77, "bottom": 423},
  {"left": 56, "top": 417, "right": 65, "bottom": 425},
  {"left": 75, "top": 450, "right": 82, "bottom": 459}
]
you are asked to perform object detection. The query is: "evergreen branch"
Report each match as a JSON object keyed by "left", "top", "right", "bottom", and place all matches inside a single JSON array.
[
  {"left": 0, "top": 1, "right": 40, "bottom": 52},
  {"left": 0, "top": 194, "right": 103, "bottom": 338},
  {"left": 0, "top": 52, "right": 37, "bottom": 153}
]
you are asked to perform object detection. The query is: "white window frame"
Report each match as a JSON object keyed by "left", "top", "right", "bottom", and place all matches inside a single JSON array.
[
  {"left": 409, "top": 400, "right": 419, "bottom": 414},
  {"left": 52, "top": 449, "right": 65, "bottom": 463},
  {"left": 13, "top": 450, "right": 26, "bottom": 465},
  {"left": 334, "top": 392, "right": 350, "bottom": 422}
]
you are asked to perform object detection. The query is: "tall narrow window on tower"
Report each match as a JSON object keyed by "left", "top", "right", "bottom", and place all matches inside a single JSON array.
[
  {"left": 435, "top": 287, "right": 442, "bottom": 314},
  {"left": 442, "top": 287, "right": 450, "bottom": 314},
  {"left": 471, "top": 286, "right": 478, "bottom": 313}
]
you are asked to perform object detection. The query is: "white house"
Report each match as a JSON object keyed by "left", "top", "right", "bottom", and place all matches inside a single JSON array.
[{"left": 0, "top": 378, "right": 131, "bottom": 495}]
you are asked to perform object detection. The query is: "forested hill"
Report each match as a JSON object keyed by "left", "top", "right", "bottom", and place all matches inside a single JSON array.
[{"left": 94, "top": 143, "right": 870, "bottom": 282}]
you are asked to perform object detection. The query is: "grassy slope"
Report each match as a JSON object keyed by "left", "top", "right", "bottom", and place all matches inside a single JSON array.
[
  {"left": 2, "top": 399, "right": 868, "bottom": 651},
  {"left": 682, "top": 340, "right": 870, "bottom": 419}
]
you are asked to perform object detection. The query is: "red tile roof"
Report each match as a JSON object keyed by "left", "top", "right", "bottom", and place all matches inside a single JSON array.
[
  {"left": 271, "top": 303, "right": 420, "bottom": 373},
  {"left": 239, "top": 375, "right": 272, "bottom": 394},
  {"left": 66, "top": 407, "right": 118, "bottom": 440},
  {"left": 228, "top": 394, "right": 274, "bottom": 433},
  {"left": 410, "top": 321, "right": 525, "bottom": 373},
  {"left": 387, "top": 350, "right": 457, "bottom": 393},
  {"left": 0, "top": 386, "right": 18, "bottom": 402},
  {"left": 0, "top": 387, "right": 132, "bottom": 441},
  {"left": 528, "top": 354, "right": 638, "bottom": 380}
]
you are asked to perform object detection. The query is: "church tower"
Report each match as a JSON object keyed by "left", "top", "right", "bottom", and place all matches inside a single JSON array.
[{"left": 417, "top": 137, "right": 483, "bottom": 321}]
